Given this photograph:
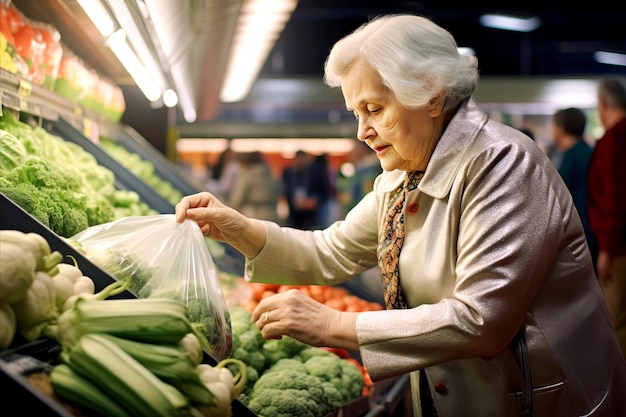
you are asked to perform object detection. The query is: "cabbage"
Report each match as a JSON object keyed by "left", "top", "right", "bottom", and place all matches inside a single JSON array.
[{"left": 0, "top": 129, "right": 27, "bottom": 171}]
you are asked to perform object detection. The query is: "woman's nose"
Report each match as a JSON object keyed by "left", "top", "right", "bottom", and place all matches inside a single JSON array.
[{"left": 356, "top": 119, "right": 374, "bottom": 141}]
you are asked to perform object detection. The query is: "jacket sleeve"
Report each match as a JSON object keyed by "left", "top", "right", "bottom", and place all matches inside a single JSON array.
[{"left": 244, "top": 189, "right": 381, "bottom": 286}]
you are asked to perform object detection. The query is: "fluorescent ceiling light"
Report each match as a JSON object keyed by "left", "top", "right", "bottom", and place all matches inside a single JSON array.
[
  {"left": 594, "top": 51, "right": 626, "bottom": 67},
  {"left": 77, "top": 0, "right": 168, "bottom": 104},
  {"left": 76, "top": 0, "right": 116, "bottom": 37},
  {"left": 171, "top": 64, "right": 197, "bottom": 123},
  {"left": 480, "top": 14, "right": 541, "bottom": 32},
  {"left": 107, "top": 30, "right": 161, "bottom": 102},
  {"left": 176, "top": 138, "right": 229, "bottom": 153},
  {"left": 539, "top": 79, "right": 598, "bottom": 108},
  {"left": 162, "top": 89, "right": 178, "bottom": 108},
  {"left": 177, "top": 138, "right": 357, "bottom": 156},
  {"left": 106, "top": 0, "right": 168, "bottom": 94},
  {"left": 220, "top": 0, "right": 298, "bottom": 103}
]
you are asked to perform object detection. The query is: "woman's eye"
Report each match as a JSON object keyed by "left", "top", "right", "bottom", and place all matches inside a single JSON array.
[{"left": 369, "top": 108, "right": 381, "bottom": 114}]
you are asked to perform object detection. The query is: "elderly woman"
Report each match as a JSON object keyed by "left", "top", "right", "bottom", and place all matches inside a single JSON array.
[{"left": 176, "top": 14, "right": 626, "bottom": 417}]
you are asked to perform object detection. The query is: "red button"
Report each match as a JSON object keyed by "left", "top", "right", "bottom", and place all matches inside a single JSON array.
[
  {"left": 407, "top": 202, "right": 419, "bottom": 214},
  {"left": 434, "top": 383, "right": 448, "bottom": 395}
]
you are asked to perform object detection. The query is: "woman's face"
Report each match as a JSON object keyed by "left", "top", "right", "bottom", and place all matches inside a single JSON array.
[{"left": 342, "top": 58, "right": 444, "bottom": 172}]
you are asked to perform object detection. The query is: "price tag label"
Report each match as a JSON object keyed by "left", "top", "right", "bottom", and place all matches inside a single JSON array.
[{"left": 18, "top": 80, "right": 32, "bottom": 97}]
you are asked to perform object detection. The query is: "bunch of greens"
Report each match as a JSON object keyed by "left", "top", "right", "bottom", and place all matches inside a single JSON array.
[
  {"left": 0, "top": 112, "right": 156, "bottom": 237},
  {"left": 100, "top": 137, "right": 183, "bottom": 206}
]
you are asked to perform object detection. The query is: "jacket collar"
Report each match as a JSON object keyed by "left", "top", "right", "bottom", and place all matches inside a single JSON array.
[{"left": 378, "top": 98, "right": 488, "bottom": 198}]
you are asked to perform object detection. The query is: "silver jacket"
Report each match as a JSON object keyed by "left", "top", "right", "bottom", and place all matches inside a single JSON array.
[{"left": 245, "top": 98, "right": 626, "bottom": 416}]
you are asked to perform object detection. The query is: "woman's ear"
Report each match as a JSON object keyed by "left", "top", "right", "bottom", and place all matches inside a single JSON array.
[{"left": 427, "top": 91, "right": 446, "bottom": 117}]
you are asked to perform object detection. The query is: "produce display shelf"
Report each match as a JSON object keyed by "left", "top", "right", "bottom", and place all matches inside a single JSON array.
[
  {"left": 0, "top": 193, "right": 256, "bottom": 416},
  {"left": 112, "top": 124, "right": 203, "bottom": 197},
  {"left": 0, "top": 68, "right": 107, "bottom": 129},
  {"left": 0, "top": 193, "right": 134, "bottom": 295},
  {"left": 2, "top": 193, "right": 411, "bottom": 417},
  {"left": 363, "top": 374, "right": 412, "bottom": 417},
  {"left": 45, "top": 117, "right": 176, "bottom": 214}
]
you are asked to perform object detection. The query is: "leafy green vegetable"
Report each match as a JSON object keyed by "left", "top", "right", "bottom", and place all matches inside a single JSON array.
[
  {"left": 100, "top": 137, "right": 183, "bottom": 206},
  {"left": 0, "top": 129, "right": 27, "bottom": 171},
  {"left": 0, "top": 112, "right": 157, "bottom": 237}
]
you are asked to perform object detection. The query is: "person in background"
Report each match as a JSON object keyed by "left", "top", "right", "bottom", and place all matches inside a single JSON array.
[
  {"left": 176, "top": 15, "right": 626, "bottom": 416},
  {"left": 337, "top": 139, "right": 383, "bottom": 216},
  {"left": 587, "top": 77, "right": 626, "bottom": 360},
  {"left": 227, "top": 151, "right": 282, "bottom": 224},
  {"left": 309, "top": 153, "right": 337, "bottom": 228},
  {"left": 281, "top": 150, "right": 318, "bottom": 229},
  {"left": 551, "top": 107, "right": 597, "bottom": 265},
  {"left": 336, "top": 139, "right": 385, "bottom": 300},
  {"left": 207, "top": 146, "right": 240, "bottom": 202}
]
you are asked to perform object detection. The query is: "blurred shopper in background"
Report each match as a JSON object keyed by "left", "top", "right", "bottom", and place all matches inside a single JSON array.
[
  {"left": 551, "top": 107, "right": 597, "bottom": 265},
  {"left": 207, "top": 146, "right": 240, "bottom": 201},
  {"left": 228, "top": 151, "right": 282, "bottom": 224},
  {"left": 587, "top": 77, "right": 626, "bottom": 359},
  {"left": 309, "top": 153, "right": 336, "bottom": 228},
  {"left": 337, "top": 139, "right": 382, "bottom": 217},
  {"left": 177, "top": 15, "right": 626, "bottom": 416},
  {"left": 281, "top": 150, "right": 319, "bottom": 229},
  {"left": 336, "top": 139, "right": 385, "bottom": 300}
]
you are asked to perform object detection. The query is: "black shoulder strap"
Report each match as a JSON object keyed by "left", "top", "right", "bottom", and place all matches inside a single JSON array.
[{"left": 514, "top": 329, "right": 535, "bottom": 417}]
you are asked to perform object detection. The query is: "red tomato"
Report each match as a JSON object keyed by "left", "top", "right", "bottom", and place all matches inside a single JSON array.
[
  {"left": 2, "top": 5, "right": 24, "bottom": 34},
  {"left": 0, "top": 11, "right": 15, "bottom": 46},
  {"left": 320, "top": 347, "right": 350, "bottom": 359},
  {"left": 13, "top": 23, "right": 37, "bottom": 60}
]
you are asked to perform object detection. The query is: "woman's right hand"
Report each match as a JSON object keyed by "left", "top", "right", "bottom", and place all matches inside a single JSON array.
[{"left": 175, "top": 192, "right": 267, "bottom": 257}]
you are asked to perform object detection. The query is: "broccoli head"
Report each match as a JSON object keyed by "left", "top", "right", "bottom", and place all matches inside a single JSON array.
[
  {"left": 264, "top": 358, "right": 307, "bottom": 375},
  {"left": 261, "top": 336, "right": 307, "bottom": 367},
  {"left": 299, "top": 345, "right": 334, "bottom": 362},
  {"left": 303, "top": 354, "right": 364, "bottom": 403},
  {"left": 251, "top": 369, "right": 325, "bottom": 398},
  {"left": 247, "top": 370, "right": 334, "bottom": 417},
  {"left": 304, "top": 355, "right": 342, "bottom": 384},
  {"left": 320, "top": 381, "right": 345, "bottom": 410},
  {"left": 235, "top": 329, "right": 261, "bottom": 352},
  {"left": 246, "top": 388, "right": 319, "bottom": 417},
  {"left": 0, "top": 184, "right": 50, "bottom": 227},
  {"left": 261, "top": 339, "right": 290, "bottom": 366},
  {"left": 186, "top": 297, "right": 232, "bottom": 360},
  {"left": 231, "top": 346, "right": 266, "bottom": 373},
  {"left": 339, "top": 358, "right": 366, "bottom": 401}
]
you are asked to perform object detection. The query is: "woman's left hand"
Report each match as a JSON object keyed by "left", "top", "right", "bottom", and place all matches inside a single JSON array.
[{"left": 251, "top": 289, "right": 359, "bottom": 350}]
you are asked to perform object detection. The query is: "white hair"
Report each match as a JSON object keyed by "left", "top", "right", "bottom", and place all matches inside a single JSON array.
[{"left": 324, "top": 14, "right": 479, "bottom": 112}]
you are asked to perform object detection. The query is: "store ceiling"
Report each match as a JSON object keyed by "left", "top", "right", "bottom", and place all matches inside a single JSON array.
[
  {"left": 264, "top": 0, "right": 625, "bottom": 79},
  {"left": 9, "top": 0, "right": 626, "bottom": 126},
  {"left": 215, "top": 0, "right": 626, "bottom": 124}
]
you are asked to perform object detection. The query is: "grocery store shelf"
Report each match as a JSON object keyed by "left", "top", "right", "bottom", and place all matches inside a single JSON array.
[
  {"left": 0, "top": 192, "right": 135, "bottom": 295},
  {"left": 364, "top": 375, "right": 412, "bottom": 417},
  {"left": 1, "top": 69, "right": 75, "bottom": 123},
  {"left": 0, "top": 69, "right": 112, "bottom": 131},
  {"left": 113, "top": 124, "right": 203, "bottom": 197}
]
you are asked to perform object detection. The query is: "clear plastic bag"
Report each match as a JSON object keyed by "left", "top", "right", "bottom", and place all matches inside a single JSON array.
[{"left": 71, "top": 214, "right": 232, "bottom": 360}]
